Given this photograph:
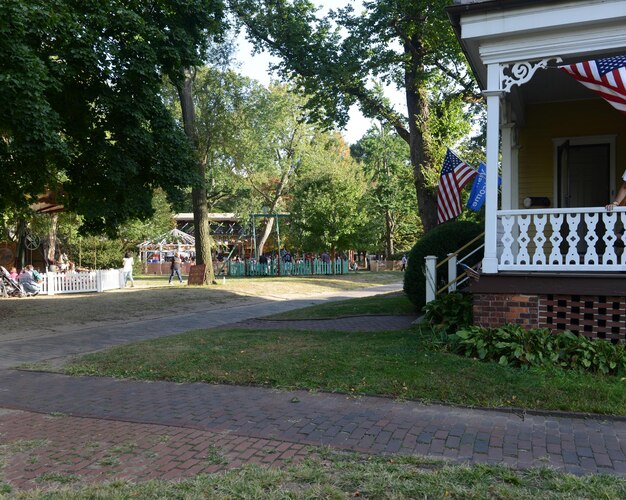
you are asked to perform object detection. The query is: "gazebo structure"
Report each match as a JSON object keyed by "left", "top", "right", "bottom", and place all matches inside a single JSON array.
[{"left": 138, "top": 228, "right": 195, "bottom": 275}]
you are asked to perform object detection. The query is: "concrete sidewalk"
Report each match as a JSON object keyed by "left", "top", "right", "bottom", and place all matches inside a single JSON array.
[{"left": 0, "top": 282, "right": 625, "bottom": 491}]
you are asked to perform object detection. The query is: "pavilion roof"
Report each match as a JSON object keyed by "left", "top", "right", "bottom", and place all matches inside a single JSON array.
[{"left": 137, "top": 228, "right": 195, "bottom": 248}]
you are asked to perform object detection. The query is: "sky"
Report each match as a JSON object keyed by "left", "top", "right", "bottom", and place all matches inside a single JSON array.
[{"left": 231, "top": 0, "right": 405, "bottom": 145}]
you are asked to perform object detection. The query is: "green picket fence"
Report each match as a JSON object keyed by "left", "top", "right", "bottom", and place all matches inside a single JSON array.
[{"left": 226, "top": 259, "right": 350, "bottom": 277}]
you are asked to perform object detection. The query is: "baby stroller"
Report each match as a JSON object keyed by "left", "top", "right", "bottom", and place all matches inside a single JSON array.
[{"left": 0, "top": 266, "right": 25, "bottom": 298}]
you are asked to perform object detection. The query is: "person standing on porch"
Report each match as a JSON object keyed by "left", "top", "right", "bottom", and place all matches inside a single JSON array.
[
  {"left": 122, "top": 251, "right": 134, "bottom": 288},
  {"left": 606, "top": 171, "right": 626, "bottom": 211}
]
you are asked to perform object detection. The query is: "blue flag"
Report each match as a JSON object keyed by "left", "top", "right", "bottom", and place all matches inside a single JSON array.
[{"left": 466, "top": 162, "right": 500, "bottom": 211}]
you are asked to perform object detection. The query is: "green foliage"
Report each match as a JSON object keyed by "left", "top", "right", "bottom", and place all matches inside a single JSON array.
[
  {"left": 404, "top": 221, "right": 482, "bottom": 308},
  {"left": 422, "top": 292, "right": 473, "bottom": 336},
  {"left": 116, "top": 190, "right": 176, "bottom": 246},
  {"left": 288, "top": 162, "right": 370, "bottom": 253},
  {"left": 232, "top": 0, "right": 483, "bottom": 231},
  {"left": 453, "top": 325, "right": 626, "bottom": 376},
  {"left": 64, "top": 237, "right": 125, "bottom": 270},
  {"left": 351, "top": 122, "right": 419, "bottom": 255},
  {"left": 0, "top": 0, "right": 227, "bottom": 233}
]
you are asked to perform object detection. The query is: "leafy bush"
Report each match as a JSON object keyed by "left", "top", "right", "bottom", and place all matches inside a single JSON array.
[
  {"left": 452, "top": 324, "right": 626, "bottom": 375},
  {"left": 403, "top": 221, "right": 482, "bottom": 309},
  {"left": 422, "top": 292, "right": 473, "bottom": 335},
  {"left": 65, "top": 237, "right": 125, "bottom": 270}
]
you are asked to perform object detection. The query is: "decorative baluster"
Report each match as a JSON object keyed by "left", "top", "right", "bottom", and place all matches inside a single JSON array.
[
  {"left": 602, "top": 211, "right": 618, "bottom": 265},
  {"left": 500, "top": 216, "right": 515, "bottom": 265},
  {"left": 516, "top": 215, "right": 531, "bottom": 265},
  {"left": 532, "top": 214, "right": 547, "bottom": 265},
  {"left": 565, "top": 214, "right": 581, "bottom": 265},
  {"left": 616, "top": 212, "right": 626, "bottom": 269},
  {"left": 583, "top": 213, "right": 599, "bottom": 265},
  {"left": 548, "top": 214, "right": 564, "bottom": 265}
]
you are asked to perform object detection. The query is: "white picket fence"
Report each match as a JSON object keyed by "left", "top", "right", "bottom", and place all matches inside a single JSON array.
[{"left": 41, "top": 269, "right": 125, "bottom": 295}]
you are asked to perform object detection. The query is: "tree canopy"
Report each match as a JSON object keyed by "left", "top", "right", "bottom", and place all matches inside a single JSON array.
[
  {"left": 231, "top": 0, "right": 481, "bottom": 231},
  {"left": 0, "top": 0, "right": 227, "bottom": 233}
]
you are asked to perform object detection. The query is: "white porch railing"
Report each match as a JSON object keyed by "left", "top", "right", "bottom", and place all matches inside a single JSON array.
[
  {"left": 41, "top": 269, "right": 125, "bottom": 295},
  {"left": 498, "top": 207, "right": 626, "bottom": 271}
]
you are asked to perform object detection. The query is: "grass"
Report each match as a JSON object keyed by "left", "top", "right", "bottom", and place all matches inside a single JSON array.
[
  {"left": 265, "top": 292, "right": 417, "bottom": 319},
  {"left": 6, "top": 450, "right": 626, "bottom": 498},
  {"left": 65, "top": 326, "right": 626, "bottom": 415},
  {"left": 0, "top": 272, "right": 400, "bottom": 342}
]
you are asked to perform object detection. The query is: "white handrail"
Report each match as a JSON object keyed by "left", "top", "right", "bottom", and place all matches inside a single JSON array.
[{"left": 498, "top": 206, "right": 625, "bottom": 216}]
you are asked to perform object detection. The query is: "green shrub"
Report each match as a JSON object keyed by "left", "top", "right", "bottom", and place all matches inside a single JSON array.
[
  {"left": 65, "top": 237, "right": 125, "bottom": 270},
  {"left": 452, "top": 324, "right": 626, "bottom": 375},
  {"left": 422, "top": 292, "right": 473, "bottom": 335},
  {"left": 403, "top": 221, "right": 482, "bottom": 308}
]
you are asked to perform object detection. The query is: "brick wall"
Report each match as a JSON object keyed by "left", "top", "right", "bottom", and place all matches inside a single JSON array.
[
  {"left": 473, "top": 293, "right": 539, "bottom": 327},
  {"left": 473, "top": 292, "right": 626, "bottom": 343}
]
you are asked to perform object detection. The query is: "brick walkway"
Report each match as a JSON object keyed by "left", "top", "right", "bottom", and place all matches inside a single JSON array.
[{"left": 0, "top": 286, "right": 625, "bottom": 491}]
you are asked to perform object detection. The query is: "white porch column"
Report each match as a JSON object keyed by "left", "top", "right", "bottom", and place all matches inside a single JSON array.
[{"left": 482, "top": 63, "right": 504, "bottom": 274}]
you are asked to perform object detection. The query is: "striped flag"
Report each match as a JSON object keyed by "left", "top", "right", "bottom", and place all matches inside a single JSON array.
[
  {"left": 437, "top": 149, "right": 476, "bottom": 224},
  {"left": 560, "top": 55, "right": 626, "bottom": 115}
]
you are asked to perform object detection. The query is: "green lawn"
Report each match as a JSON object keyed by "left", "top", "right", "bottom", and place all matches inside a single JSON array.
[
  {"left": 265, "top": 292, "right": 418, "bottom": 319},
  {"left": 65, "top": 326, "right": 626, "bottom": 415},
  {"left": 5, "top": 450, "right": 625, "bottom": 499}
]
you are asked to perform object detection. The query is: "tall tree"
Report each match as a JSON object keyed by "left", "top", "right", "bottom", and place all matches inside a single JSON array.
[
  {"left": 288, "top": 158, "right": 369, "bottom": 261},
  {"left": 352, "top": 122, "right": 419, "bottom": 258},
  {"left": 230, "top": 0, "right": 480, "bottom": 232},
  {"left": 0, "top": 0, "right": 226, "bottom": 233},
  {"left": 230, "top": 84, "right": 317, "bottom": 256}
]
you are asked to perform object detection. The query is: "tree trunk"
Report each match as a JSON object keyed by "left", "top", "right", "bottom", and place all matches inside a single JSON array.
[
  {"left": 384, "top": 209, "right": 394, "bottom": 259},
  {"left": 47, "top": 214, "right": 58, "bottom": 267},
  {"left": 256, "top": 217, "right": 274, "bottom": 257},
  {"left": 404, "top": 40, "right": 438, "bottom": 232},
  {"left": 177, "top": 68, "right": 216, "bottom": 285}
]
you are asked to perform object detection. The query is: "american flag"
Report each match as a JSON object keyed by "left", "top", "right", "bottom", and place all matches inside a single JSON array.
[
  {"left": 560, "top": 55, "right": 626, "bottom": 115},
  {"left": 437, "top": 149, "right": 476, "bottom": 224}
]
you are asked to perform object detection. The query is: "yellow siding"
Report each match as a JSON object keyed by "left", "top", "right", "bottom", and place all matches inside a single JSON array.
[{"left": 518, "top": 100, "right": 626, "bottom": 205}]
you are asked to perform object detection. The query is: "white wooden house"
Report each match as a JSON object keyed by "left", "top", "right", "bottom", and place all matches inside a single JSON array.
[{"left": 447, "top": 0, "right": 626, "bottom": 341}]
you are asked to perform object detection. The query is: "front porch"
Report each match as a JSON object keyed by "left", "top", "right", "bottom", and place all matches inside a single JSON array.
[
  {"left": 475, "top": 205, "right": 626, "bottom": 342},
  {"left": 445, "top": 0, "right": 626, "bottom": 338}
]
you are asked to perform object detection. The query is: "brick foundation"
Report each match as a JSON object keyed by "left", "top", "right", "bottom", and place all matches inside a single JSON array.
[
  {"left": 473, "top": 292, "right": 626, "bottom": 343},
  {"left": 473, "top": 293, "right": 539, "bottom": 328}
]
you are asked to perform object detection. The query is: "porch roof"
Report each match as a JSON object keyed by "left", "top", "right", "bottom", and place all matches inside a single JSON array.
[{"left": 447, "top": 0, "right": 626, "bottom": 92}]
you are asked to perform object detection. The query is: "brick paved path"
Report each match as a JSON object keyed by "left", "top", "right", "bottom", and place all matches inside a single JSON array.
[
  {"left": 1, "top": 282, "right": 625, "bottom": 491},
  {"left": 1, "top": 369, "right": 625, "bottom": 490}
]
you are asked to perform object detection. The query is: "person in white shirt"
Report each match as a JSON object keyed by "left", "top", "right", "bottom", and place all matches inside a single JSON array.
[{"left": 122, "top": 251, "right": 135, "bottom": 287}]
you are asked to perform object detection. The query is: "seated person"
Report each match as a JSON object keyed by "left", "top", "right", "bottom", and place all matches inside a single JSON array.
[{"left": 18, "top": 265, "right": 42, "bottom": 295}]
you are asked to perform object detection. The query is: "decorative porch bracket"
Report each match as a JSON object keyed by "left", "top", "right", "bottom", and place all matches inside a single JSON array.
[{"left": 500, "top": 57, "right": 563, "bottom": 92}]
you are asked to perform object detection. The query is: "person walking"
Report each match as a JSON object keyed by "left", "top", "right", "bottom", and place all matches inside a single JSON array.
[
  {"left": 401, "top": 254, "right": 407, "bottom": 271},
  {"left": 169, "top": 253, "right": 183, "bottom": 284},
  {"left": 122, "top": 251, "right": 134, "bottom": 287}
]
